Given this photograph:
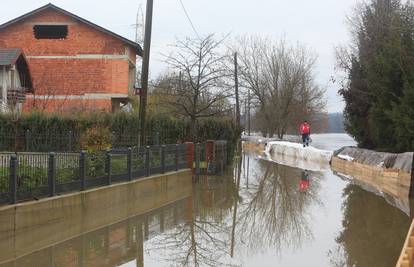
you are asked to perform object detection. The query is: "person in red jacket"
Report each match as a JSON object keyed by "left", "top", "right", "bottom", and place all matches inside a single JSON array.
[
  {"left": 300, "top": 120, "right": 311, "bottom": 147},
  {"left": 299, "top": 170, "right": 310, "bottom": 192}
]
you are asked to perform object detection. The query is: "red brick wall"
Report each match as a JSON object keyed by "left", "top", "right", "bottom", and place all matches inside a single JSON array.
[
  {"left": 206, "top": 140, "right": 215, "bottom": 162},
  {"left": 185, "top": 142, "right": 195, "bottom": 170},
  {"left": 0, "top": 8, "right": 137, "bottom": 112},
  {"left": 0, "top": 9, "right": 128, "bottom": 55},
  {"left": 27, "top": 58, "right": 129, "bottom": 95}
]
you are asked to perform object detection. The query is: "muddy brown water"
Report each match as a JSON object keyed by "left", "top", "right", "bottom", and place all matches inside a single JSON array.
[{"left": 0, "top": 134, "right": 411, "bottom": 267}]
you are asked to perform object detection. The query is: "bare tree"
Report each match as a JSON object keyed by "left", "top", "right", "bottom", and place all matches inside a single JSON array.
[
  {"left": 163, "top": 34, "right": 232, "bottom": 141},
  {"left": 235, "top": 160, "right": 323, "bottom": 254},
  {"left": 146, "top": 176, "right": 237, "bottom": 267},
  {"left": 233, "top": 36, "right": 326, "bottom": 138}
]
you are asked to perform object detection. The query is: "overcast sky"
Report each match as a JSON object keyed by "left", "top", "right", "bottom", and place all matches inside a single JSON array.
[{"left": 0, "top": 0, "right": 360, "bottom": 112}]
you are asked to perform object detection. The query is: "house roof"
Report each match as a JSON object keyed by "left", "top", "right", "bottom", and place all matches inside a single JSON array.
[
  {"left": 0, "top": 48, "right": 23, "bottom": 66},
  {"left": 0, "top": 3, "right": 143, "bottom": 57}
]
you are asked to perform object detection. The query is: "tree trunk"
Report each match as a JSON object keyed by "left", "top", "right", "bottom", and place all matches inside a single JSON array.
[{"left": 191, "top": 116, "right": 197, "bottom": 142}]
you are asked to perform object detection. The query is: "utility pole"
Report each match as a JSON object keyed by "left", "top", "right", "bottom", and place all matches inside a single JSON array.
[
  {"left": 247, "top": 89, "right": 251, "bottom": 135},
  {"left": 134, "top": 5, "right": 144, "bottom": 146},
  {"left": 134, "top": 5, "right": 145, "bottom": 45},
  {"left": 234, "top": 52, "right": 240, "bottom": 129},
  {"left": 134, "top": 4, "right": 145, "bottom": 84},
  {"left": 139, "top": 0, "right": 154, "bottom": 145},
  {"left": 244, "top": 99, "right": 247, "bottom": 133}
]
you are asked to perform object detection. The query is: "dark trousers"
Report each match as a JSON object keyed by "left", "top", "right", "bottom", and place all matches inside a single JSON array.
[{"left": 302, "top": 134, "right": 310, "bottom": 146}]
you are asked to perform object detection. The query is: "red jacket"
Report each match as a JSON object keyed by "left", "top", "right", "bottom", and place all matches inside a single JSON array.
[
  {"left": 300, "top": 123, "right": 310, "bottom": 135},
  {"left": 300, "top": 180, "right": 310, "bottom": 191}
]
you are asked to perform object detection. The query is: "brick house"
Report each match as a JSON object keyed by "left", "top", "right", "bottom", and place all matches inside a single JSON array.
[{"left": 0, "top": 4, "right": 143, "bottom": 113}]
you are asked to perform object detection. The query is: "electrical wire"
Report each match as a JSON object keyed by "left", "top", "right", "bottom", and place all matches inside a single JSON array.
[{"left": 177, "top": 0, "right": 201, "bottom": 39}]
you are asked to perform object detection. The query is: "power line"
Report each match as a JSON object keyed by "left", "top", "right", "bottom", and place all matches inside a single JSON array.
[{"left": 177, "top": 0, "right": 201, "bottom": 39}]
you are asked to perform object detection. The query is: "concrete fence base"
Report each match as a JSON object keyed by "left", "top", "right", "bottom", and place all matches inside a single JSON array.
[{"left": 0, "top": 169, "right": 193, "bottom": 263}]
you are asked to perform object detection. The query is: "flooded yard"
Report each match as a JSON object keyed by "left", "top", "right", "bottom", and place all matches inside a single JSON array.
[{"left": 1, "top": 134, "right": 411, "bottom": 267}]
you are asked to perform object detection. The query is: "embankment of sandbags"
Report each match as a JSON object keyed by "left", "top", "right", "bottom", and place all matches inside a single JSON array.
[
  {"left": 331, "top": 147, "right": 414, "bottom": 198},
  {"left": 265, "top": 141, "right": 333, "bottom": 171},
  {"left": 242, "top": 138, "right": 414, "bottom": 197}
]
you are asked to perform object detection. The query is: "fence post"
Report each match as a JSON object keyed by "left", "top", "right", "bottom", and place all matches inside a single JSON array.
[
  {"left": 221, "top": 143, "right": 226, "bottom": 166},
  {"left": 175, "top": 144, "right": 179, "bottom": 171},
  {"left": 48, "top": 152, "right": 56, "bottom": 197},
  {"left": 112, "top": 131, "right": 116, "bottom": 147},
  {"left": 145, "top": 146, "right": 150, "bottom": 177},
  {"left": 155, "top": 132, "right": 160, "bottom": 146},
  {"left": 25, "top": 130, "right": 30, "bottom": 152},
  {"left": 9, "top": 154, "right": 18, "bottom": 204},
  {"left": 68, "top": 131, "right": 73, "bottom": 152},
  {"left": 127, "top": 147, "right": 133, "bottom": 181},
  {"left": 224, "top": 142, "right": 228, "bottom": 166},
  {"left": 80, "top": 151, "right": 86, "bottom": 191},
  {"left": 195, "top": 143, "right": 200, "bottom": 175},
  {"left": 161, "top": 145, "right": 166, "bottom": 174},
  {"left": 221, "top": 144, "right": 225, "bottom": 175},
  {"left": 185, "top": 142, "right": 194, "bottom": 169},
  {"left": 106, "top": 151, "right": 112, "bottom": 185}
]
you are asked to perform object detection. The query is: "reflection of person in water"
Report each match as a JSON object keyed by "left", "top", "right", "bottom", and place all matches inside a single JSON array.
[{"left": 299, "top": 170, "right": 310, "bottom": 192}]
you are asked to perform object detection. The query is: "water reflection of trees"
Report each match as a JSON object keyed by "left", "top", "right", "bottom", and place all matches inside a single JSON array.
[
  {"left": 147, "top": 174, "right": 238, "bottom": 267},
  {"left": 236, "top": 159, "right": 323, "bottom": 254},
  {"left": 330, "top": 184, "right": 411, "bottom": 267},
  {"left": 0, "top": 199, "right": 189, "bottom": 267},
  {"left": 145, "top": 156, "right": 325, "bottom": 266}
]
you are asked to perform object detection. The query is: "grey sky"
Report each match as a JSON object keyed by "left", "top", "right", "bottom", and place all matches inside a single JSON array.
[{"left": 0, "top": 0, "right": 360, "bottom": 112}]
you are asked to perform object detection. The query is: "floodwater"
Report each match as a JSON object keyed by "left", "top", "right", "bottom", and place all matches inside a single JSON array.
[{"left": 1, "top": 134, "right": 412, "bottom": 267}]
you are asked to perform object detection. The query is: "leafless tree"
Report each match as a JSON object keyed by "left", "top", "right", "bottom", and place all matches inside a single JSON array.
[
  {"left": 162, "top": 34, "right": 233, "bottom": 141},
  {"left": 235, "top": 160, "right": 323, "bottom": 254},
  {"left": 146, "top": 176, "right": 237, "bottom": 267},
  {"left": 233, "top": 36, "right": 326, "bottom": 138}
]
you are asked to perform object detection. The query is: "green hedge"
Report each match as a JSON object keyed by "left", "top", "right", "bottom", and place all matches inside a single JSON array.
[{"left": 0, "top": 112, "right": 240, "bottom": 156}]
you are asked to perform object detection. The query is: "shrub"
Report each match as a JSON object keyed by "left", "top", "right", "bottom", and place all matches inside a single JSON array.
[{"left": 80, "top": 126, "right": 112, "bottom": 153}]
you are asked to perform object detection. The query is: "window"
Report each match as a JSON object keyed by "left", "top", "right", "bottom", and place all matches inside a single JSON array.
[{"left": 33, "top": 25, "right": 68, "bottom": 39}]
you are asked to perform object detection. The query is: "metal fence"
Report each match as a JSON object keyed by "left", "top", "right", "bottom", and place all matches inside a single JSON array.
[{"left": 0, "top": 144, "right": 189, "bottom": 204}]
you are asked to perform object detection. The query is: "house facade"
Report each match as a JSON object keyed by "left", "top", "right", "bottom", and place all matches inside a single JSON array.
[
  {"left": 0, "top": 48, "right": 33, "bottom": 113},
  {"left": 0, "top": 4, "right": 142, "bottom": 112}
]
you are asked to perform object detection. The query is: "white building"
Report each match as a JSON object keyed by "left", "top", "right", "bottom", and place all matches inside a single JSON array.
[{"left": 0, "top": 48, "right": 33, "bottom": 112}]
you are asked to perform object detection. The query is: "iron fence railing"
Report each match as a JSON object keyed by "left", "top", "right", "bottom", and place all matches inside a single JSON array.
[
  {"left": 0, "top": 154, "right": 11, "bottom": 202},
  {"left": 0, "top": 144, "right": 189, "bottom": 205}
]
